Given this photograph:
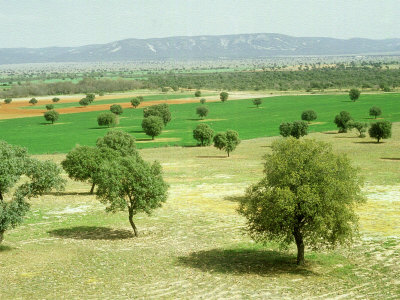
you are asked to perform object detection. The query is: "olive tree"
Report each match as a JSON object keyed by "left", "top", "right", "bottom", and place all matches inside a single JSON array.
[
  {"left": 4, "top": 98, "right": 12, "bottom": 104},
  {"left": 348, "top": 121, "right": 368, "bottom": 137},
  {"left": 131, "top": 97, "right": 141, "bottom": 108},
  {"left": 29, "top": 98, "right": 38, "bottom": 105},
  {"left": 142, "top": 116, "right": 164, "bottom": 140},
  {"left": 200, "top": 98, "right": 206, "bottom": 104},
  {"left": 301, "top": 110, "right": 317, "bottom": 123},
  {"left": 334, "top": 111, "right": 352, "bottom": 133},
  {"left": 368, "top": 121, "right": 392, "bottom": 143},
  {"left": 79, "top": 97, "right": 90, "bottom": 107},
  {"left": 143, "top": 104, "right": 171, "bottom": 126},
  {"left": 239, "top": 138, "right": 364, "bottom": 265},
  {"left": 193, "top": 124, "right": 214, "bottom": 146},
  {"left": 279, "top": 121, "right": 308, "bottom": 139},
  {"left": 52, "top": 97, "right": 60, "bottom": 103},
  {"left": 86, "top": 93, "right": 95, "bottom": 103},
  {"left": 110, "top": 104, "right": 123, "bottom": 115},
  {"left": 96, "top": 130, "right": 137, "bottom": 157},
  {"left": 369, "top": 106, "right": 382, "bottom": 119},
  {"left": 196, "top": 106, "right": 209, "bottom": 119},
  {"left": 97, "top": 112, "right": 117, "bottom": 127},
  {"left": 252, "top": 98, "right": 262, "bottom": 108},
  {"left": 94, "top": 156, "right": 168, "bottom": 236},
  {"left": 46, "top": 104, "right": 54, "bottom": 110},
  {"left": 213, "top": 130, "right": 240, "bottom": 157},
  {"left": 195, "top": 90, "right": 201, "bottom": 97},
  {"left": 44, "top": 110, "right": 59, "bottom": 124},
  {"left": 220, "top": 92, "right": 229, "bottom": 102},
  {"left": 349, "top": 89, "right": 360, "bottom": 102}
]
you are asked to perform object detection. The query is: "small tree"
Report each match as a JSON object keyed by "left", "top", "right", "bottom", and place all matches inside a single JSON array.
[
  {"left": 52, "top": 97, "right": 60, "bottom": 103},
  {"left": 193, "top": 124, "right": 214, "bottom": 146},
  {"left": 110, "top": 104, "right": 123, "bottom": 115},
  {"left": 143, "top": 104, "right": 171, "bottom": 126},
  {"left": 44, "top": 110, "right": 59, "bottom": 124},
  {"left": 46, "top": 104, "right": 54, "bottom": 110},
  {"left": 94, "top": 156, "right": 168, "bottom": 236},
  {"left": 301, "top": 110, "right": 317, "bottom": 123},
  {"left": 200, "top": 98, "right": 206, "bottom": 104},
  {"left": 29, "top": 98, "right": 38, "bottom": 105},
  {"left": 79, "top": 97, "right": 90, "bottom": 107},
  {"left": 142, "top": 116, "right": 164, "bottom": 140},
  {"left": 195, "top": 90, "right": 201, "bottom": 97},
  {"left": 334, "top": 111, "right": 352, "bottom": 133},
  {"left": 368, "top": 121, "right": 392, "bottom": 143},
  {"left": 213, "top": 130, "right": 240, "bottom": 157},
  {"left": 252, "top": 98, "right": 262, "bottom": 108},
  {"left": 86, "top": 93, "right": 96, "bottom": 103},
  {"left": 131, "top": 97, "right": 141, "bottom": 108},
  {"left": 279, "top": 121, "right": 308, "bottom": 139},
  {"left": 97, "top": 112, "right": 117, "bottom": 127},
  {"left": 238, "top": 138, "right": 364, "bottom": 265},
  {"left": 220, "top": 92, "right": 229, "bottom": 102},
  {"left": 196, "top": 106, "right": 209, "bottom": 119},
  {"left": 349, "top": 88, "right": 360, "bottom": 102},
  {"left": 4, "top": 98, "right": 12, "bottom": 104},
  {"left": 369, "top": 106, "right": 382, "bottom": 119},
  {"left": 348, "top": 121, "right": 368, "bottom": 138}
]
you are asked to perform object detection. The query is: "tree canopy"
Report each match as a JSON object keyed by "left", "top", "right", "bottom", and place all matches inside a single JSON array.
[
  {"left": 239, "top": 138, "right": 364, "bottom": 265},
  {"left": 368, "top": 121, "right": 392, "bottom": 143},
  {"left": 301, "top": 110, "right": 317, "bottom": 123},
  {"left": 44, "top": 110, "right": 59, "bottom": 124},
  {"left": 369, "top": 106, "right": 382, "bottom": 119},
  {"left": 143, "top": 104, "right": 171, "bottom": 126},
  {"left": 279, "top": 121, "right": 308, "bottom": 139},
  {"left": 193, "top": 124, "right": 214, "bottom": 146},
  {"left": 213, "top": 130, "right": 240, "bottom": 157},
  {"left": 97, "top": 112, "right": 117, "bottom": 127},
  {"left": 142, "top": 116, "right": 164, "bottom": 140},
  {"left": 349, "top": 89, "right": 361, "bottom": 101},
  {"left": 220, "top": 92, "right": 229, "bottom": 102},
  {"left": 110, "top": 104, "right": 123, "bottom": 115},
  {"left": 334, "top": 111, "right": 352, "bottom": 133}
]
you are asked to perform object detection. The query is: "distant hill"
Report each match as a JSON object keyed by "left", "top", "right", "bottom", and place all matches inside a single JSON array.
[{"left": 1, "top": 33, "right": 400, "bottom": 64}]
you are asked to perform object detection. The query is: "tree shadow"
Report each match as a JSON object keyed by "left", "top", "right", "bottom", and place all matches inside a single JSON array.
[
  {"left": 224, "top": 195, "right": 246, "bottom": 202},
  {"left": 260, "top": 145, "right": 272, "bottom": 148},
  {"left": 177, "top": 248, "right": 314, "bottom": 276},
  {"left": 340, "top": 100, "right": 354, "bottom": 103},
  {"left": 196, "top": 155, "right": 227, "bottom": 159},
  {"left": 136, "top": 138, "right": 153, "bottom": 142},
  {"left": 48, "top": 191, "right": 92, "bottom": 196},
  {"left": 48, "top": 226, "right": 134, "bottom": 240},
  {"left": 39, "top": 122, "right": 52, "bottom": 125},
  {"left": 0, "top": 245, "right": 13, "bottom": 252},
  {"left": 187, "top": 118, "right": 201, "bottom": 121},
  {"left": 322, "top": 131, "right": 338, "bottom": 135},
  {"left": 333, "top": 136, "right": 358, "bottom": 139},
  {"left": 353, "top": 141, "right": 381, "bottom": 144},
  {"left": 88, "top": 127, "right": 107, "bottom": 130},
  {"left": 381, "top": 157, "right": 400, "bottom": 161},
  {"left": 130, "top": 130, "right": 143, "bottom": 133}
]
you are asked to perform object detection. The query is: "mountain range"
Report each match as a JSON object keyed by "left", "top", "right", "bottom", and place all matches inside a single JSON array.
[{"left": 1, "top": 33, "right": 399, "bottom": 64}]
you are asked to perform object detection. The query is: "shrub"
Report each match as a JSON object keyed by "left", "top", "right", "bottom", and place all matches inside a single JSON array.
[
  {"left": 46, "top": 104, "right": 54, "bottom": 110},
  {"left": 196, "top": 106, "right": 209, "bottom": 119},
  {"left": 368, "top": 121, "right": 392, "bottom": 143},
  {"left": 52, "top": 97, "right": 60, "bottom": 103},
  {"left": 348, "top": 121, "right": 368, "bottom": 138},
  {"left": 161, "top": 87, "right": 169, "bottom": 93},
  {"left": 142, "top": 116, "right": 164, "bottom": 140},
  {"left": 193, "top": 124, "right": 214, "bottom": 146},
  {"left": 195, "top": 90, "right": 201, "bottom": 97},
  {"left": 97, "top": 112, "right": 117, "bottom": 127},
  {"left": 79, "top": 97, "right": 90, "bottom": 107},
  {"left": 369, "top": 106, "right": 382, "bottom": 119},
  {"left": 29, "top": 98, "right": 38, "bottom": 105},
  {"left": 131, "top": 97, "right": 141, "bottom": 108},
  {"left": 220, "top": 91, "right": 229, "bottom": 102},
  {"left": 334, "top": 111, "right": 352, "bottom": 133},
  {"left": 301, "top": 110, "right": 317, "bottom": 123},
  {"left": 4, "top": 98, "right": 12, "bottom": 104},
  {"left": 349, "top": 88, "right": 360, "bottom": 101},
  {"left": 200, "top": 98, "right": 206, "bottom": 104},
  {"left": 43, "top": 110, "right": 59, "bottom": 124},
  {"left": 110, "top": 104, "right": 123, "bottom": 115},
  {"left": 86, "top": 93, "right": 95, "bottom": 103}
]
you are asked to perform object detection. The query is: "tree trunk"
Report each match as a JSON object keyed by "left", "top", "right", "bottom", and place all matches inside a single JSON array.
[
  {"left": 128, "top": 209, "right": 138, "bottom": 237},
  {"left": 293, "top": 228, "right": 305, "bottom": 265},
  {"left": 0, "top": 231, "right": 4, "bottom": 244},
  {"left": 227, "top": 150, "right": 230, "bottom": 157},
  {"left": 0, "top": 191, "right": 3, "bottom": 202},
  {"left": 89, "top": 183, "right": 95, "bottom": 194}
]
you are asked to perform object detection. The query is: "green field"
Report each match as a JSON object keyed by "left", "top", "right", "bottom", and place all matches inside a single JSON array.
[{"left": 1, "top": 93, "right": 399, "bottom": 154}]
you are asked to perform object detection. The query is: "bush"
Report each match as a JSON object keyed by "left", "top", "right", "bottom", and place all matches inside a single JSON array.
[
  {"left": 4, "top": 98, "right": 12, "bottom": 104},
  {"left": 301, "top": 110, "right": 317, "bottom": 123},
  {"left": 98, "top": 91, "right": 105, "bottom": 96},
  {"left": 143, "top": 104, "right": 171, "bottom": 126},
  {"left": 46, "top": 104, "right": 54, "bottom": 110},
  {"left": 196, "top": 106, "right": 209, "bottom": 119},
  {"left": 131, "top": 97, "right": 141, "bottom": 108},
  {"left": 369, "top": 106, "right": 382, "bottom": 119},
  {"left": 79, "top": 97, "right": 90, "bottom": 107},
  {"left": 52, "top": 97, "right": 60, "bottom": 103},
  {"left": 220, "top": 91, "right": 229, "bottom": 102},
  {"left": 349, "top": 88, "right": 360, "bottom": 101},
  {"left": 193, "top": 124, "right": 214, "bottom": 146},
  {"left": 195, "top": 90, "right": 201, "bottom": 97},
  {"left": 200, "top": 98, "right": 206, "bottom": 104},
  {"left": 252, "top": 98, "right": 262, "bottom": 108},
  {"left": 161, "top": 87, "right": 169, "bottom": 93},
  {"left": 142, "top": 116, "right": 164, "bottom": 140},
  {"left": 348, "top": 121, "right": 368, "bottom": 137},
  {"left": 43, "top": 110, "right": 59, "bottom": 124},
  {"left": 29, "top": 98, "right": 38, "bottom": 105},
  {"left": 97, "top": 112, "right": 117, "bottom": 127},
  {"left": 279, "top": 121, "right": 308, "bottom": 139},
  {"left": 110, "top": 104, "right": 123, "bottom": 115},
  {"left": 368, "top": 121, "right": 392, "bottom": 143},
  {"left": 86, "top": 93, "right": 95, "bottom": 103},
  {"left": 334, "top": 111, "right": 352, "bottom": 133}
]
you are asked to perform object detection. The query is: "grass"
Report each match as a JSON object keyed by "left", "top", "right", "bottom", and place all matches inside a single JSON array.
[
  {"left": 1, "top": 127, "right": 400, "bottom": 298},
  {"left": 0, "top": 93, "right": 399, "bottom": 155}
]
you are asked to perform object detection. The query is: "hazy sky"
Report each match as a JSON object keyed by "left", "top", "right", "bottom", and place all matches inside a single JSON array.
[{"left": 0, "top": 0, "right": 399, "bottom": 48}]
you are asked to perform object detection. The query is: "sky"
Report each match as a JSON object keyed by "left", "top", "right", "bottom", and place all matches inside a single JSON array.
[{"left": 0, "top": 0, "right": 399, "bottom": 48}]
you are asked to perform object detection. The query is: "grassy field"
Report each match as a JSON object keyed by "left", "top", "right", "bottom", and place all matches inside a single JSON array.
[
  {"left": 0, "top": 93, "right": 399, "bottom": 154},
  {"left": 0, "top": 125, "right": 399, "bottom": 299}
]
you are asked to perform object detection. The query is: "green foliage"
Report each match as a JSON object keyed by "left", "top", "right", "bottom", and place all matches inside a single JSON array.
[
  {"left": 196, "top": 106, "right": 209, "bottom": 119},
  {"left": 334, "top": 111, "right": 352, "bottom": 133},
  {"left": 200, "top": 98, "right": 206, "bottom": 104},
  {"left": 86, "top": 93, "right": 96, "bottom": 103},
  {"left": 45, "top": 104, "right": 54, "bottom": 110},
  {"left": 98, "top": 91, "right": 105, "bottom": 96},
  {"left": 96, "top": 130, "right": 137, "bottom": 157},
  {"left": 79, "top": 97, "right": 90, "bottom": 107},
  {"left": 142, "top": 116, "right": 164, "bottom": 140},
  {"left": 252, "top": 98, "right": 262, "bottom": 108},
  {"left": 193, "top": 124, "right": 214, "bottom": 146},
  {"left": 110, "top": 104, "right": 123, "bottom": 115},
  {"left": 143, "top": 104, "right": 171, "bottom": 126},
  {"left": 43, "top": 110, "right": 59, "bottom": 124},
  {"left": 97, "top": 112, "right": 117, "bottom": 127},
  {"left": 220, "top": 92, "right": 229, "bottom": 102},
  {"left": 369, "top": 106, "right": 382, "bottom": 119},
  {"left": 52, "top": 97, "right": 60, "bottom": 103},
  {"left": 130, "top": 97, "right": 141, "bottom": 108},
  {"left": 301, "top": 110, "right": 317, "bottom": 123},
  {"left": 213, "top": 130, "right": 240, "bottom": 157},
  {"left": 238, "top": 138, "right": 364, "bottom": 265},
  {"left": 4, "top": 98, "right": 12, "bottom": 104},
  {"left": 368, "top": 121, "right": 392, "bottom": 143},
  {"left": 29, "top": 98, "right": 38, "bottom": 105},
  {"left": 348, "top": 121, "right": 369, "bottom": 137},
  {"left": 161, "top": 87, "right": 169, "bottom": 93},
  {"left": 279, "top": 120, "right": 308, "bottom": 139},
  {"left": 195, "top": 90, "right": 201, "bottom": 97},
  {"left": 349, "top": 89, "right": 361, "bottom": 101},
  {"left": 94, "top": 156, "right": 168, "bottom": 236}
]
